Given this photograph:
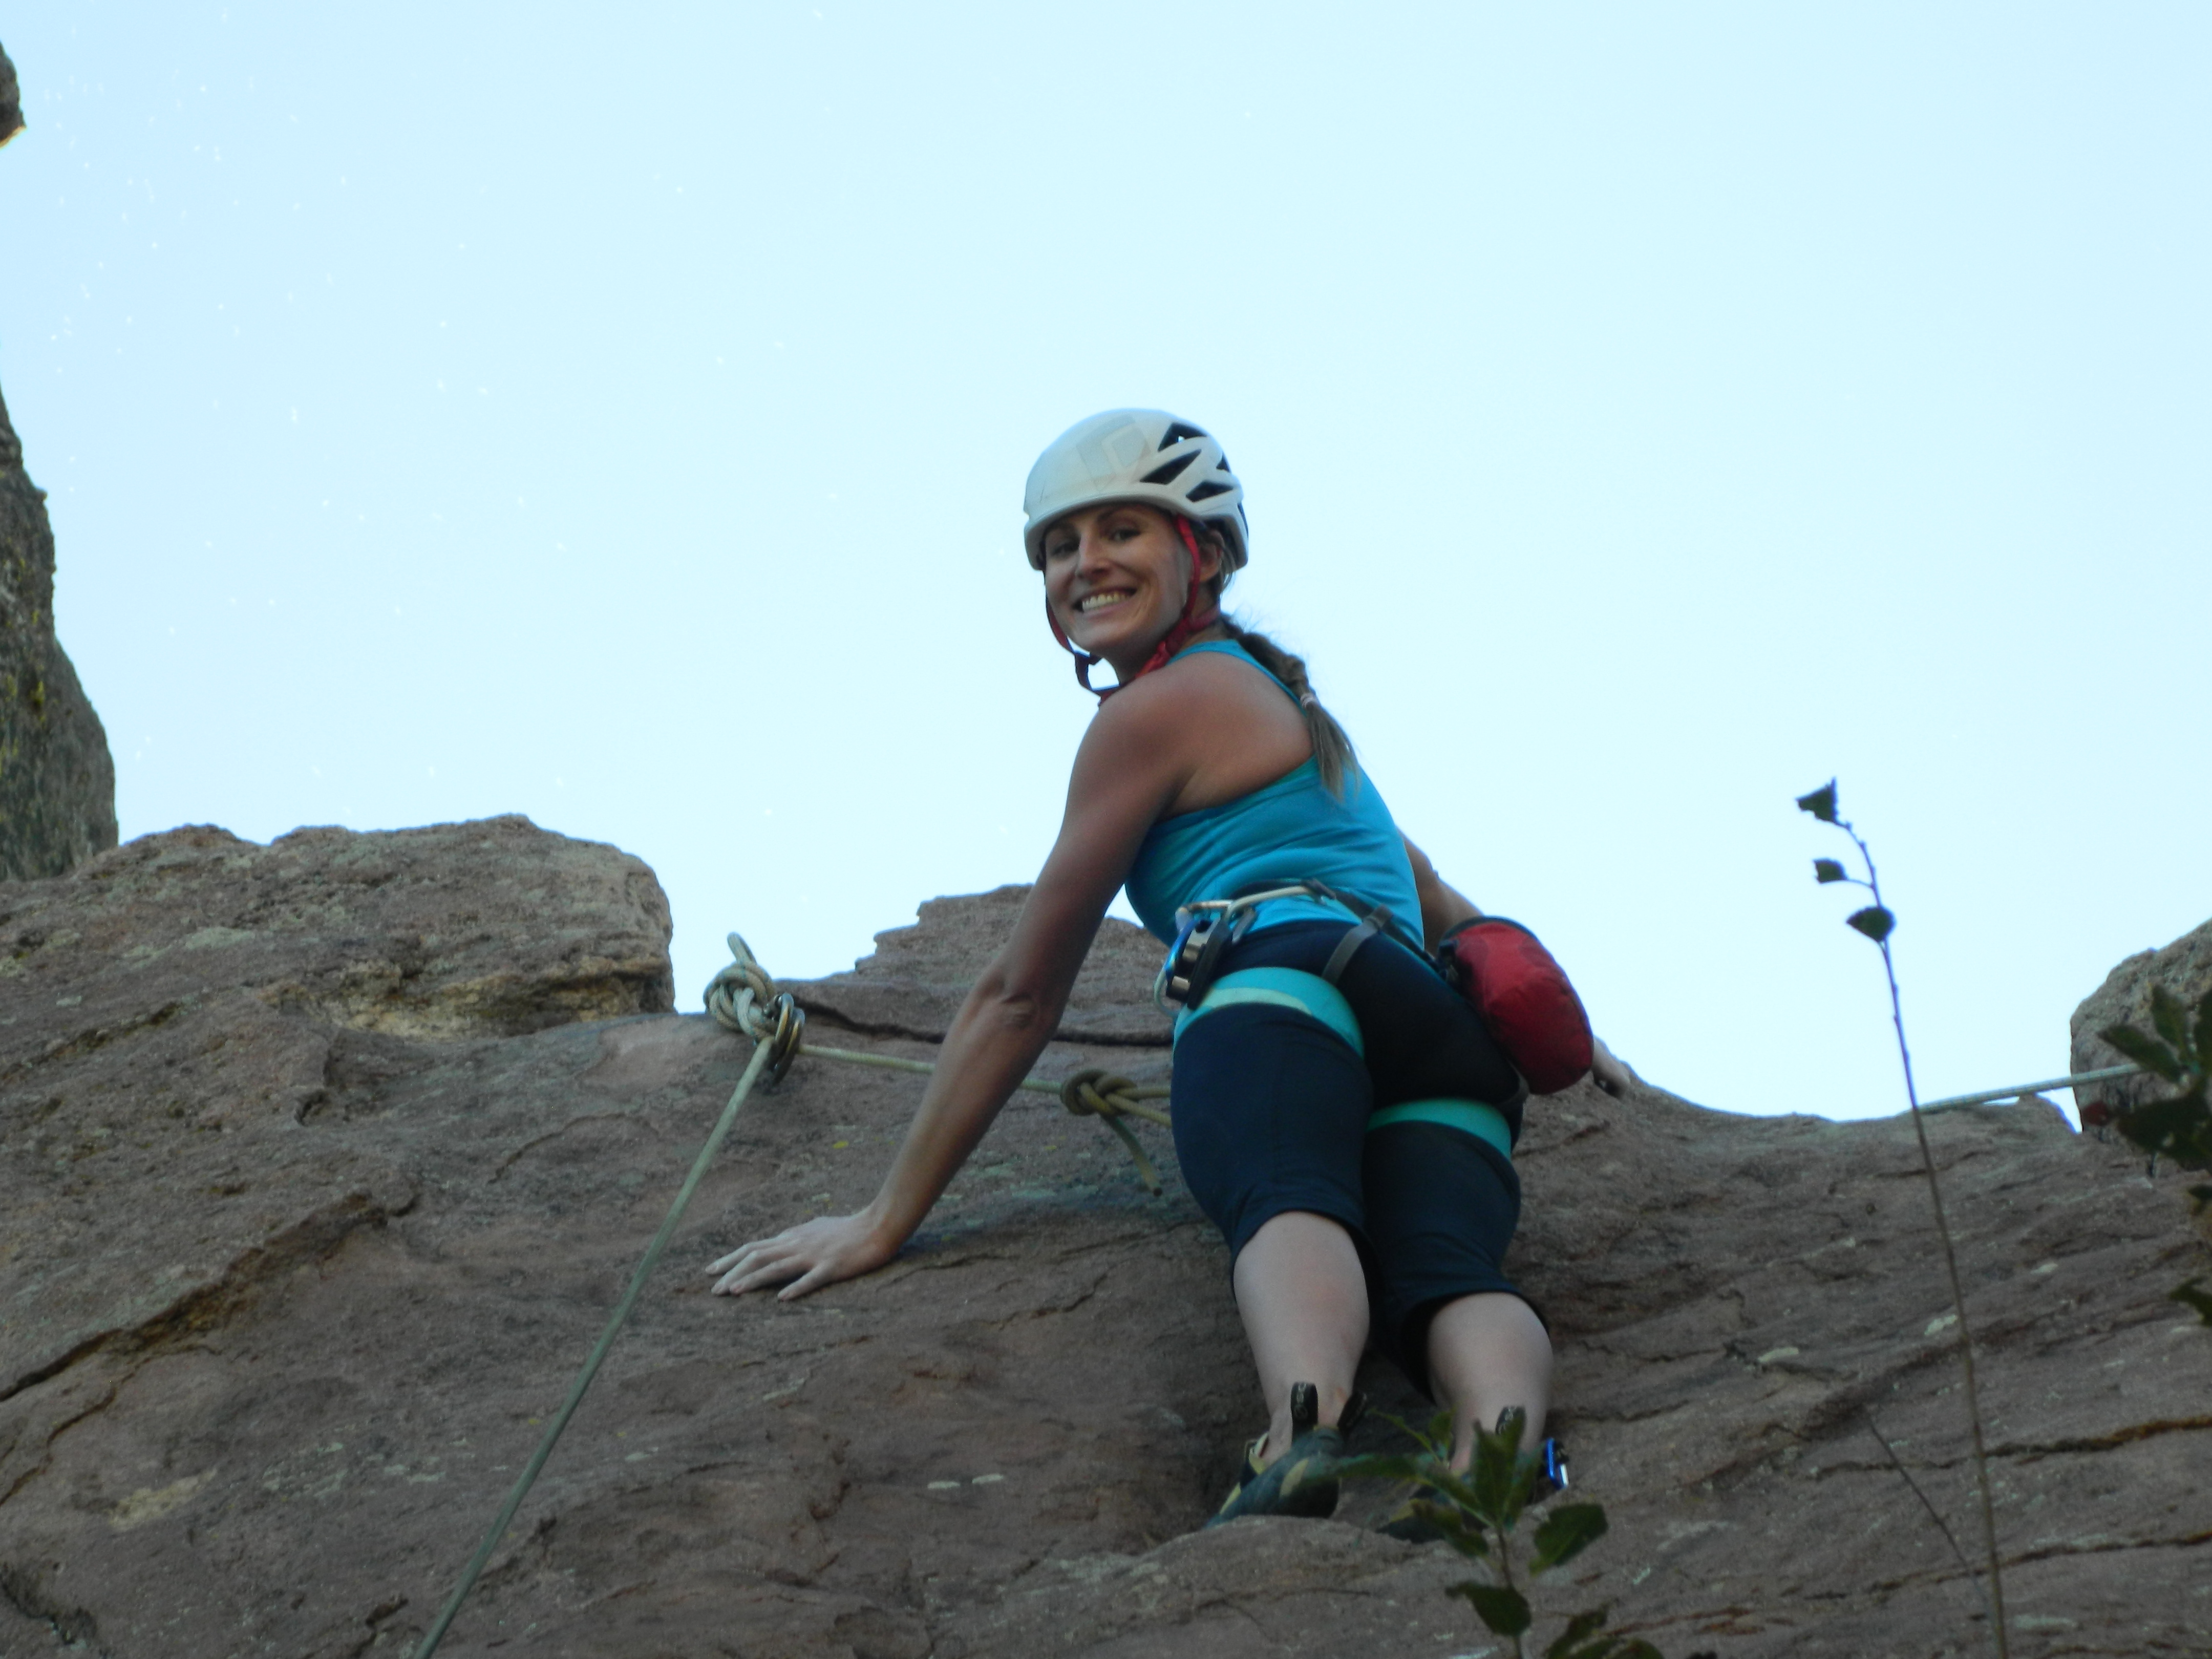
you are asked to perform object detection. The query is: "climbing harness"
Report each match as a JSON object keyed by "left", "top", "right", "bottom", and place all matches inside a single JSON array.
[
  {"left": 1155, "top": 884, "right": 1304, "bottom": 1011},
  {"left": 1154, "top": 879, "right": 1423, "bottom": 1014},
  {"left": 411, "top": 934, "right": 1172, "bottom": 1658}
]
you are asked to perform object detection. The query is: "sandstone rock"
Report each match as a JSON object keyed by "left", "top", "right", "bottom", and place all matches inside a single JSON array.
[
  {"left": 0, "top": 816, "right": 671, "bottom": 1426},
  {"left": 785, "top": 884, "right": 1169, "bottom": 1047},
  {"left": 2070, "top": 913, "right": 2212, "bottom": 1124},
  {"left": 0, "top": 289, "right": 119, "bottom": 879},
  {"left": 0, "top": 828, "right": 2204, "bottom": 1657}
]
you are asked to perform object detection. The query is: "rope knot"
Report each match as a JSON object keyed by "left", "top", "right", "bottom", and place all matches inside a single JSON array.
[
  {"left": 1058, "top": 1067, "right": 1136, "bottom": 1121},
  {"left": 705, "top": 932, "right": 805, "bottom": 1082},
  {"left": 1057, "top": 1068, "right": 1173, "bottom": 1195}
]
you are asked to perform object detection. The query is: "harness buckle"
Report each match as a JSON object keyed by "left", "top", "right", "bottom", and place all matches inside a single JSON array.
[
  {"left": 1155, "top": 906, "right": 1240, "bottom": 1013},
  {"left": 1152, "top": 883, "right": 1334, "bottom": 1014}
]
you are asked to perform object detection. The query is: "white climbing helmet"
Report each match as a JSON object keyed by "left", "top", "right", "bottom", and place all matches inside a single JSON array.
[{"left": 1022, "top": 409, "right": 1249, "bottom": 571}]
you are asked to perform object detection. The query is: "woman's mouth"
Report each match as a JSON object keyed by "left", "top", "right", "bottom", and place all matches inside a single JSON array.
[{"left": 1078, "top": 588, "right": 1136, "bottom": 614}]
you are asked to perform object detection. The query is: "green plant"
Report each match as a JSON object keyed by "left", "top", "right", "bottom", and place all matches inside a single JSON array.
[
  {"left": 1797, "top": 779, "right": 2009, "bottom": 1658},
  {"left": 1341, "top": 1410, "right": 1695, "bottom": 1659},
  {"left": 2098, "top": 986, "right": 2212, "bottom": 1323}
]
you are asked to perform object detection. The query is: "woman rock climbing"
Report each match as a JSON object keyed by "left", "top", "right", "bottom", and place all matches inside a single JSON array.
[{"left": 708, "top": 409, "right": 1626, "bottom": 1526}]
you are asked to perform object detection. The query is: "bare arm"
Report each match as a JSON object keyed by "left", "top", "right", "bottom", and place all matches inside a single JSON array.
[{"left": 710, "top": 688, "right": 1197, "bottom": 1299}]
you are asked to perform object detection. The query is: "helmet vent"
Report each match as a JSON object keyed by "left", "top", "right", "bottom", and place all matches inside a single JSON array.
[
  {"left": 1140, "top": 452, "right": 1199, "bottom": 486},
  {"left": 1215, "top": 454, "right": 1233, "bottom": 471},
  {"left": 1187, "top": 479, "right": 1235, "bottom": 502},
  {"left": 1158, "top": 421, "right": 1208, "bottom": 450}
]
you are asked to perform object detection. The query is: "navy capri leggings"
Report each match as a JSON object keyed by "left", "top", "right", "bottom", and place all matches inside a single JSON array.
[{"left": 1169, "top": 920, "right": 1535, "bottom": 1397}]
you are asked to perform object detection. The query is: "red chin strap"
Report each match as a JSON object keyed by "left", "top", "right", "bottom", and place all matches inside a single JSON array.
[{"left": 1046, "top": 517, "right": 1222, "bottom": 701}]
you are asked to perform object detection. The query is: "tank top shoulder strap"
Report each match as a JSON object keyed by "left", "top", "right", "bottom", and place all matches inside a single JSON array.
[{"left": 1173, "top": 639, "right": 1301, "bottom": 708}]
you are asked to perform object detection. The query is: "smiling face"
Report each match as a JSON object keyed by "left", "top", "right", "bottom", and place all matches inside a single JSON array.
[{"left": 1040, "top": 503, "right": 1224, "bottom": 678}]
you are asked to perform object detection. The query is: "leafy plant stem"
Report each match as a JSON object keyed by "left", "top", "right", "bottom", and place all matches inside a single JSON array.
[
  {"left": 1864, "top": 1413, "right": 1987, "bottom": 1620},
  {"left": 1840, "top": 819, "right": 2010, "bottom": 1659},
  {"left": 1492, "top": 1516, "right": 1525, "bottom": 1659}
]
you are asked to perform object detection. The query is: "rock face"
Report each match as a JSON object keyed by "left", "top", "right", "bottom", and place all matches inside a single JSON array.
[
  {"left": 1, "top": 39, "right": 117, "bottom": 880},
  {"left": 3, "top": 41, "right": 24, "bottom": 148},
  {"left": 0, "top": 316, "right": 119, "bottom": 881},
  {"left": 2071, "top": 914, "right": 2212, "bottom": 1127},
  {"left": 790, "top": 884, "right": 1169, "bottom": 1047},
  {"left": 0, "top": 824, "right": 2205, "bottom": 1658}
]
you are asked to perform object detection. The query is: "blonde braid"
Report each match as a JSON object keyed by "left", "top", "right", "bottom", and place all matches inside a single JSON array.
[
  {"left": 1179, "top": 521, "right": 1356, "bottom": 796},
  {"left": 1216, "top": 620, "right": 1356, "bottom": 797}
]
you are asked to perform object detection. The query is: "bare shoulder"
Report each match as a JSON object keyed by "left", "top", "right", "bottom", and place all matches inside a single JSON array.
[
  {"left": 1077, "top": 651, "right": 1273, "bottom": 763},
  {"left": 1128, "top": 645, "right": 1287, "bottom": 719},
  {"left": 1102, "top": 647, "right": 1311, "bottom": 815}
]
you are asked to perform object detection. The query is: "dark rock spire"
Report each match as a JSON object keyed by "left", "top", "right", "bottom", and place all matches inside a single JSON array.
[{"left": 0, "top": 38, "right": 120, "bottom": 880}]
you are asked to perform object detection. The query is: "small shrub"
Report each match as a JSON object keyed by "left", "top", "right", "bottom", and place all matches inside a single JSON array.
[
  {"left": 2098, "top": 986, "right": 2212, "bottom": 1323},
  {"left": 1340, "top": 1410, "right": 1704, "bottom": 1659}
]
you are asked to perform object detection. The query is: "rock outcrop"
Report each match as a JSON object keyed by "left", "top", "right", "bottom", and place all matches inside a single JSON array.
[
  {"left": 0, "top": 43, "right": 118, "bottom": 882},
  {"left": 0, "top": 399, "right": 118, "bottom": 884},
  {"left": 0, "top": 822, "right": 2205, "bottom": 1657},
  {"left": 3, "top": 41, "right": 24, "bottom": 149},
  {"left": 2071, "top": 914, "right": 2212, "bottom": 1131}
]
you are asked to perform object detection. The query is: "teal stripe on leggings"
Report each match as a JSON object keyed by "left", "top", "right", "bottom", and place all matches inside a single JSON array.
[
  {"left": 1366, "top": 1098, "right": 1514, "bottom": 1163},
  {"left": 1172, "top": 967, "right": 1364, "bottom": 1057}
]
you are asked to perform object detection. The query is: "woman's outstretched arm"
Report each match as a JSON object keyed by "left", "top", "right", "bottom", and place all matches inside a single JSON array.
[{"left": 708, "top": 685, "right": 1199, "bottom": 1300}]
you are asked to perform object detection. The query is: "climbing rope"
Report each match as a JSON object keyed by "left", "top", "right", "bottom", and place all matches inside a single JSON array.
[
  {"left": 413, "top": 934, "right": 1173, "bottom": 1657},
  {"left": 704, "top": 932, "right": 1173, "bottom": 1193},
  {"left": 412, "top": 994, "right": 799, "bottom": 1659},
  {"left": 1920, "top": 1062, "right": 2142, "bottom": 1115}
]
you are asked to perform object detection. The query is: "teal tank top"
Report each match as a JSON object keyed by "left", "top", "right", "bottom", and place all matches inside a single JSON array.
[{"left": 1122, "top": 642, "right": 1422, "bottom": 944}]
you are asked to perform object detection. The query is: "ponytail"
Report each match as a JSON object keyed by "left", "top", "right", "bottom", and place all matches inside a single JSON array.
[
  {"left": 1178, "top": 519, "right": 1357, "bottom": 797},
  {"left": 1217, "top": 618, "right": 1356, "bottom": 798}
]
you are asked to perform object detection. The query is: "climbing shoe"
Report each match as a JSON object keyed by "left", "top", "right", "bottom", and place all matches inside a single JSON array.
[
  {"left": 1204, "top": 1382, "right": 1364, "bottom": 1528},
  {"left": 1377, "top": 1424, "right": 1570, "bottom": 1543}
]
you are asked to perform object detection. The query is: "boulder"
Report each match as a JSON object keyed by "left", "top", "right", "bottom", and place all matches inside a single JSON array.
[
  {"left": 2070, "top": 913, "right": 2212, "bottom": 1124},
  {"left": 0, "top": 822, "right": 2204, "bottom": 1657}
]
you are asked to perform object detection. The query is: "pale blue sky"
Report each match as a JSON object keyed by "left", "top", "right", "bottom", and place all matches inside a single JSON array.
[{"left": 6, "top": 4, "right": 2208, "bottom": 1121}]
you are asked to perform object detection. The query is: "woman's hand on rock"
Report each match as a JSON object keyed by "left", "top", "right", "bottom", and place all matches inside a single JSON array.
[
  {"left": 706, "top": 1212, "right": 895, "bottom": 1300},
  {"left": 1591, "top": 1036, "right": 1639, "bottom": 1098}
]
